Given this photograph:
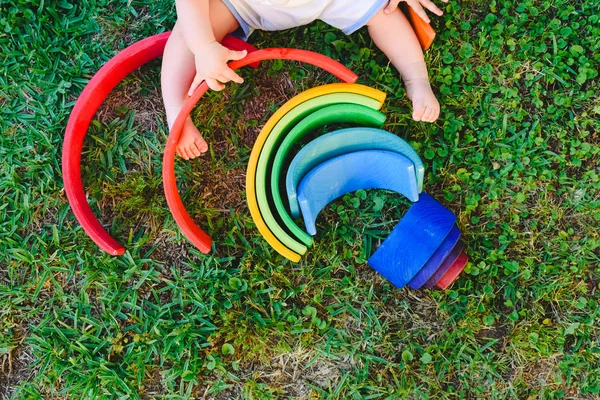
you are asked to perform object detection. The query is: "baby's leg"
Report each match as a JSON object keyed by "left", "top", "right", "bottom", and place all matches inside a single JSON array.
[
  {"left": 367, "top": 8, "right": 440, "bottom": 122},
  {"left": 161, "top": 0, "right": 239, "bottom": 159}
]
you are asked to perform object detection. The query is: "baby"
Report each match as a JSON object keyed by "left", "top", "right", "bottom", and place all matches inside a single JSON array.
[{"left": 162, "top": 0, "right": 447, "bottom": 160}]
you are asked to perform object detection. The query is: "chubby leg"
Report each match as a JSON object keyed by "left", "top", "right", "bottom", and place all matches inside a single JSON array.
[
  {"left": 367, "top": 8, "right": 440, "bottom": 122},
  {"left": 161, "top": 0, "right": 239, "bottom": 159}
]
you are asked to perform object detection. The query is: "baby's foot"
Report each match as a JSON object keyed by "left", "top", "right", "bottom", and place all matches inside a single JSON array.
[
  {"left": 175, "top": 117, "right": 208, "bottom": 160},
  {"left": 405, "top": 78, "right": 440, "bottom": 123}
]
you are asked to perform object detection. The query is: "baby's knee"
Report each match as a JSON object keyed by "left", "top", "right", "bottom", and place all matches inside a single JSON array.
[{"left": 366, "top": 5, "right": 402, "bottom": 26}]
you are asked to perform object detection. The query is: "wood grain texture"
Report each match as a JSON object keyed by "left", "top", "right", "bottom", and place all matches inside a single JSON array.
[
  {"left": 271, "top": 104, "right": 386, "bottom": 247},
  {"left": 423, "top": 240, "right": 464, "bottom": 289},
  {"left": 257, "top": 96, "right": 384, "bottom": 252},
  {"left": 297, "top": 150, "right": 419, "bottom": 236},
  {"left": 287, "top": 127, "right": 425, "bottom": 220},
  {"left": 407, "top": 226, "right": 461, "bottom": 289},
  {"left": 436, "top": 252, "right": 469, "bottom": 289},
  {"left": 368, "top": 193, "right": 456, "bottom": 288}
]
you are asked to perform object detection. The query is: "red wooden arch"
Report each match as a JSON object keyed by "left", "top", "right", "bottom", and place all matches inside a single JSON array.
[
  {"left": 62, "top": 33, "right": 258, "bottom": 255},
  {"left": 163, "top": 49, "right": 357, "bottom": 254}
]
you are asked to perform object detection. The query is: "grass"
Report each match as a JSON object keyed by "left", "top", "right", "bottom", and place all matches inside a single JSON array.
[{"left": 0, "top": 0, "right": 599, "bottom": 398}]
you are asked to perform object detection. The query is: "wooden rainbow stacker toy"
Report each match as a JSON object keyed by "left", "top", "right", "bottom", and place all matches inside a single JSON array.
[{"left": 63, "top": 13, "right": 468, "bottom": 290}]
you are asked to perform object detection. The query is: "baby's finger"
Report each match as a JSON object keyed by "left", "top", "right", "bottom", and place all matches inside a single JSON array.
[
  {"left": 228, "top": 49, "right": 247, "bottom": 61},
  {"left": 222, "top": 67, "right": 244, "bottom": 84},
  {"left": 419, "top": 0, "right": 443, "bottom": 16},
  {"left": 205, "top": 78, "right": 225, "bottom": 91},
  {"left": 384, "top": 0, "right": 401, "bottom": 14},
  {"left": 188, "top": 75, "right": 204, "bottom": 96},
  {"left": 407, "top": 0, "right": 430, "bottom": 23},
  {"left": 216, "top": 74, "right": 230, "bottom": 84}
]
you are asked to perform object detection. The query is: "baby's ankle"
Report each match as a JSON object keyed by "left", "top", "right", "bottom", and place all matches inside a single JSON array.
[{"left": 403, "top": 77, "right": 432, "bottom": 98}]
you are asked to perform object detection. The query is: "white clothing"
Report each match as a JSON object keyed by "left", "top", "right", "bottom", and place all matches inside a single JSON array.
[{"left": 222, "top": 0, "right": 387, "bottom": 39}]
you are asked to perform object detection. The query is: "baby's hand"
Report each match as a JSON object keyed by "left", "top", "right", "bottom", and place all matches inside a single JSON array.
[
  {"left": 188, "top": 41, "right": 247, "bottom": 95},
  {"left": 384, "top": 0, "right": 448, "bottom": 24}
]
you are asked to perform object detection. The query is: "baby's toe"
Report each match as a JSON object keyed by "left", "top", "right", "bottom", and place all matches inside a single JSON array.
[
  {"left": 412, "top": 101, "right": 427, "bottom": 121},
  {"left": 432, "top": 107, "right": 441, "bottom": 122},
  {"left": 420, "top": 106, "right": 432, "bottom": 122},
  {"left": 188, "top": 144, "right": 201, "bottom": 158},
  {"left": 177, "top": 147, "right": 189, "bottom": 160},
  {"left": 424, "top": 106, "right": 437, "bottom": 122},
  {"left": 184, "top": 148, "right": 195, "bottom": 160},
  {"left": 428, "top": 104, "right": 441, "bottom": 122},
  {"left": 194, "top": 137, "right": 208, "bottom": 153}
]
